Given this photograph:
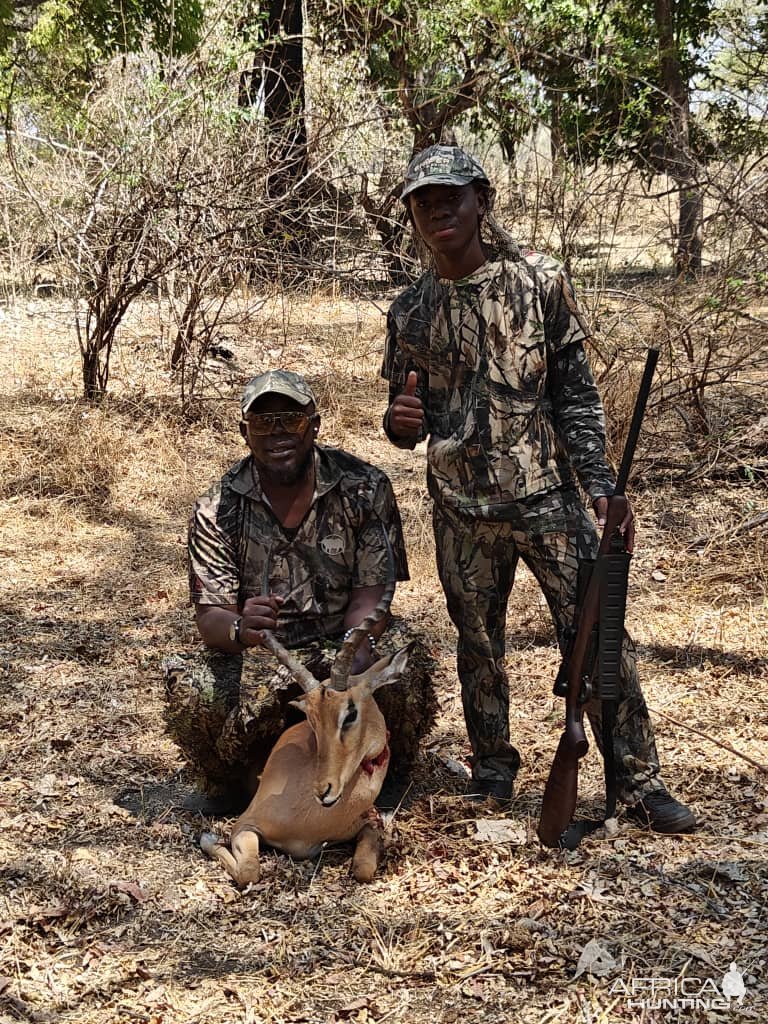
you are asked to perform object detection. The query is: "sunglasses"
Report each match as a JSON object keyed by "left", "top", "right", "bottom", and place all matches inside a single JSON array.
[{"left": 243, "top": 411, "right": 314, "bottom": 436}]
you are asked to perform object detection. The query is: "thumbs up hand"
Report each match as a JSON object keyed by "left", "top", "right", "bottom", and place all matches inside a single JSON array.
[
  {"left": 403, "top": 371, "right": 418, "bottom": 398},
  {"left": 388, "top": 371, "right": 424, "bottom": 440}
]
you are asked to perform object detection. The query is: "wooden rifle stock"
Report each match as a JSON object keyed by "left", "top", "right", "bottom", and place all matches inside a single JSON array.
[
  {"left": 537, "top": 496, "right": 628, "bottom": 847},
  {"left": 537, "top": 349, "right": 659, "bottom": 849}
]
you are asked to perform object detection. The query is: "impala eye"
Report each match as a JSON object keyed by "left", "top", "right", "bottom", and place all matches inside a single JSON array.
[{"left": 342, "top": 705, "right": 358, "bottom": 730}]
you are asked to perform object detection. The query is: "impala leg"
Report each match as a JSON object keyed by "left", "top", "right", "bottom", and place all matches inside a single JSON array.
[
  {"left": 200, "top": 830, "right": 238, "bottom": 877},
  {"left": 201, "top": 827, "right": 261, "bottom": 887},
  {"left": 230, "top": 826, "right": 262, "bottom": 886},
  {"left": 351, "top": 822, "right": 383, "bottom": 882}
]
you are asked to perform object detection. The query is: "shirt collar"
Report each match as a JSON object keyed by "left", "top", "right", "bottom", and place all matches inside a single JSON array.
[
  {"left": 228, "top": 446, "right": 342, "bottom": 501},
  {"left": 438, "top": 258, "right": 503, "bottom": 288}
]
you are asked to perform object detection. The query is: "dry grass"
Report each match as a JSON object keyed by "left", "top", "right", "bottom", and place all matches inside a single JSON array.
[{"left": 1, "top": 293, "right": 767, "bottom": 1024}]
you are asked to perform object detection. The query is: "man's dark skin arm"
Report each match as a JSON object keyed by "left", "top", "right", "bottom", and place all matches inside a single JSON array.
[
  {"left": 343, "top": 583, "right": 388, "bottom": 673},
  {"left": 195, "top": 584, "right": 388, "bottom": 672},
  {"left": 195, "top": 596, "right": 283, "bottom": 655}
]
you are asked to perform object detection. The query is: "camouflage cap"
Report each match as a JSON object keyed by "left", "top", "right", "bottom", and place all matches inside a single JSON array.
[
  {"left": 400, "top": 145, "right": 491, "bottom": 201},
  {"left": 241, "top": 370, "right": 316, "bottom": 415}
]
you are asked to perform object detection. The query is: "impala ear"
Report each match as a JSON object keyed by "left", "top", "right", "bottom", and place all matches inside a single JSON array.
[
  {"left": 352, "top": 643, "right": 413, "bottom": 693},
  {"left": 288, "top": 697, "right": 308, "bottom": 716}
]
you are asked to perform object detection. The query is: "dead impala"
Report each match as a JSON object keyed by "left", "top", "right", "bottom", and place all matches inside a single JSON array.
[{"left": 200, "top": 580, "right": 412, "bottom": 885}]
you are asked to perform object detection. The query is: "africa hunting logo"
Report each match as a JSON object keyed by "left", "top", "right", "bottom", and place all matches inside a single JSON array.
[{"left": 610, "top": 962, "right": 748, "bottom": 1011}]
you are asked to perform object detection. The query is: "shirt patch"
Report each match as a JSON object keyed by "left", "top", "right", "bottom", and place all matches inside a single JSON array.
[{"left": 320, "top": 534, "right": 345, "bottom": 556}]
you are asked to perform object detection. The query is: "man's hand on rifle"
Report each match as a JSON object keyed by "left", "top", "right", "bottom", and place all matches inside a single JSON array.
[{"left": 593, "top": 496, "right": 635, "bottom": 553}]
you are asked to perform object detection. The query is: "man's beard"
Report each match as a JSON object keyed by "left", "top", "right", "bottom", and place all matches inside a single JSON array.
[{"left": 259, "top": 446, "right": 314, "bottom": 487}]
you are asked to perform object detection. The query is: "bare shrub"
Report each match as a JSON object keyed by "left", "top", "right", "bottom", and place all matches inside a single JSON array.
[{"left": 2, "top": 51, "right": 390, "bottom": 410}]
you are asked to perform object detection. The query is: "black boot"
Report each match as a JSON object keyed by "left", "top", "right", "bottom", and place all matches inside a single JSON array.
[{"left": 626, "top": 789, "right": 696, "bottom": 833}]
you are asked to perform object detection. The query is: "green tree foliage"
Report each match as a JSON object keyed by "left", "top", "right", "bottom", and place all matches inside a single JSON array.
[
  {"left": 506, "top": 0, "right": 767, "bottom": 271},
  {"left": 313, "top": 0, "right": 766, "bottom": 274},
  {"left": 4, "top": 0, "right": 203, "bottom": 56},
  {"left": 442, "top": 0, "right": 704, "bottom": 169},
  {"left": 312, "top": 0, "right": 519, "bottom": 150},
  {"left": 699, "top": 1, "right": 768, "bottom": 151},
  {"left": 0, "top": 0, "right": 13, "bottom": 49},
  {"left": 311, "top": 0, "right": 766, "bottom": 166},
  {"left": 1, "top": 0, "right": 204, "bottom": 133}
]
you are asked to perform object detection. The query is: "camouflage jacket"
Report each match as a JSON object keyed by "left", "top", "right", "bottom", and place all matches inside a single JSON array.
[
  {"left": 188, "top": 446, "right": 409, "bottom": 647},
  {"left": 382, "top": 255, "right": 616, "bottom": 523}
]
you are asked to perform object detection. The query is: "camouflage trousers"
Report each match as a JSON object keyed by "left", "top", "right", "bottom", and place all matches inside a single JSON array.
[
  {"left": 162, "top": 617, "right": 437, "bottom": 798},
  {"left": 433, "top": 499, "right": 664, "bottom": 805}
]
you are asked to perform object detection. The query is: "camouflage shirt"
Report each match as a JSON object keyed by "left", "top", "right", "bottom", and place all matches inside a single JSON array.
[
  {"left": 382, "top": 255, "right": 616, "bottom": 527},
  {"left": 188, "top": 446, "right": 409, "bottom": 647}
]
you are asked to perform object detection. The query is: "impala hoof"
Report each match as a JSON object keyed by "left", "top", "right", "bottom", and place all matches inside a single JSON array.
[
  {"left": 352, "top": 858, "right": 377, "bottom": 883},
  {"left": 200, "top": 831, "right": 220, "bottom": 857}
]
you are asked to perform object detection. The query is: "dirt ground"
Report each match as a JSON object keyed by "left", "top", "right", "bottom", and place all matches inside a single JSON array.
[{"left": 1, "top": 292, "right": 767, "bottom": 1024}]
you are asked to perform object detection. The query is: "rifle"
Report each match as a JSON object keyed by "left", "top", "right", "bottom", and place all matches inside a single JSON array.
[{"left": 537, "top": 349, "right": 659, "bottom": 850}]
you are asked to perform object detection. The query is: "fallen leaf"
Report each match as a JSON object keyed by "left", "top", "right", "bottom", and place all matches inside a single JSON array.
[
  {"left": 335, "top": 997, "right": 377, "bottom": 1019},
  {"left": 441, "top": 757, "right": 470, "bottom": 779},
  {"left": 27, "top": 904, "right": 70, "bottom": 924},
  {"left": 463, "top": 978, "right": 488, "bottom": 1000},
  {"left": 72, "top": 848, "right": 97, "bottom": 863},
  {"left": 475, "top": 819, "right": 526, "bottom": 844},
  {"left": 705, "top": 861, "right": 749, "bottom": 883},
  {"left": 109, "top": 880, "right": 147, "bottom": 903},
  {"left": 574, "top": 939, "right": 617, "bottom": 978},
  {"left": 36, "top": 774, "right": 59, "bottom": 797},
  {"left": 575, "top": 877, "right": 613, "bottom": 903}
]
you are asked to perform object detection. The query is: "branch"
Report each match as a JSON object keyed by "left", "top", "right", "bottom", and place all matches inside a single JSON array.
[
  {"left": 686, "top": 510, "right": 768, "bottom": 550},
  {"left": 650, "top": 707, "right": 768, "bottom": 775}
]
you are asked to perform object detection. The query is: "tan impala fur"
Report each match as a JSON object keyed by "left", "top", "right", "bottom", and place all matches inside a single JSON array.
[{"left": 201, "top": 645, "right": 412, "bottom": 886}]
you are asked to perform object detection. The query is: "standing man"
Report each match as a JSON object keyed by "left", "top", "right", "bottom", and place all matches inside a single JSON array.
[
  {"left": 382, "top": 144, "right": 695, "bottom": 831},
  {"left": 164, "top": 369, "right": 436, "bottom": 813}
]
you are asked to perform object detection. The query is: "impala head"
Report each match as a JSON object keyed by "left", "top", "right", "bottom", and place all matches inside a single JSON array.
[{"left": 290, "top": 645, "right": 411, "bottom": 806}]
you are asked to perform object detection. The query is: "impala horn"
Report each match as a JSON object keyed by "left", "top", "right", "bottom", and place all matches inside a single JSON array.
[
  {"left": 259, "top": 544, "right": 321, "bottom": 693},
  {"left": 329, "top": 524, "right": 396, "bottom": 690}
]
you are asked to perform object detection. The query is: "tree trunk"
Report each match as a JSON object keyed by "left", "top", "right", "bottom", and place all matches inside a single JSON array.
[
  {"left": 677, "top": 184, "right": 703, "bottom": 274},
  {"left": 654, "top": 0, "right": 703, "bottom": 275},
  {"left": 261, "top": 0, "right": 307, "bottom": 168},
  {"left": 240, "top": 1, "right": 309, "bottom": 260},
  {"left": 82, "top": 346, "right": 105, "bottom": 402}
]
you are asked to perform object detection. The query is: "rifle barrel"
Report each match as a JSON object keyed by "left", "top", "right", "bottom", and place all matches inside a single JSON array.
[{"left": 614, "top": 349, "right": 659, "bottom": 496}]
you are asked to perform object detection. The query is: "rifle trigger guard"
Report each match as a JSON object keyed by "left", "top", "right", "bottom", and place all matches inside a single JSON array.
[{"left": 578, "top": 675, "right": 592, "bottom": 704}]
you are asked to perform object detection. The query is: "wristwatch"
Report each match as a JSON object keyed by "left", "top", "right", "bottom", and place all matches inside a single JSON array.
[{"left": 229, "top": 616, "right": 243, "bottom": 645}]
